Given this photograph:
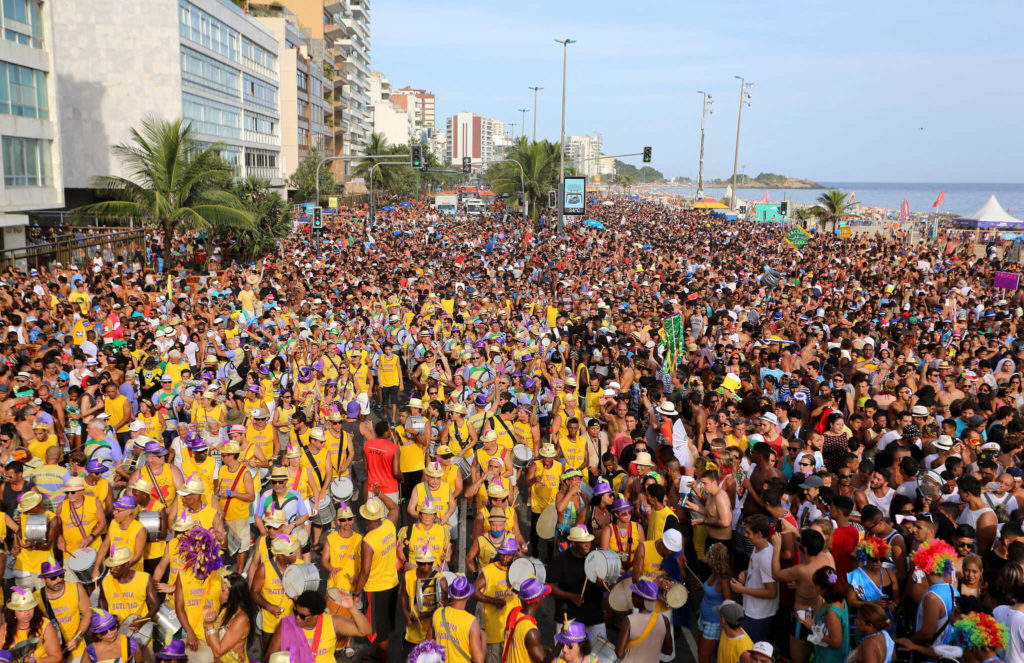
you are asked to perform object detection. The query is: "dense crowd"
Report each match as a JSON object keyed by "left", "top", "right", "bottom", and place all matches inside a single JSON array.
[{"left": 0, "top": 194, "right": 1022, "bottom": 663}]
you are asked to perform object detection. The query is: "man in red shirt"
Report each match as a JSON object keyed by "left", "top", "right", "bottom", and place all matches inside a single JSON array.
[
  {"left": 828, "top": 494, "right": 860, "bottom": 577},
  {"left": 363, "top": 420, "right": 401, "bottom": 524}
]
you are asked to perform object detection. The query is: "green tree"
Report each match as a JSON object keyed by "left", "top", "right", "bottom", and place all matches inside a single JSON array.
[
  {"left": 484, "top": 138, "right": 560, "bottom": 219},
  {"left": 288, "top": 147, "right": 338, "bottom": 203},
  {"left": 225, "top": 176, "right": 290, "bottom": 259},
  {"left": 78, "top": 116, "right": 253, "bottom": 266},
  {"left": 812, "top": 189, "right": 854, "bottom": 232},
  {"left": 352, "top": 133, "right": 410, "bottom": 201}
]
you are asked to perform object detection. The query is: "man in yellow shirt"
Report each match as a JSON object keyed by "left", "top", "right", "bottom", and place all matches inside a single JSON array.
[
  {"left": 352, "top": 496, "right": 400, "bottom": 663},
  {"left": 377, "top": 344, "right": 403, "bottom": 424},
  {"left": 429, "top": 575, "right": 485, "bottom": 663},
  {"left": 473, "top": 538, "right": 521, "bottom": 661}
]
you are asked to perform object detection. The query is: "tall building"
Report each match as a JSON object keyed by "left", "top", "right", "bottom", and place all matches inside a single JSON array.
[
  {"left": 390, "top": 86, "right": 434, "bottom": 141},
  {"left": 368, "top": 70, "right": 411, "bottom": 147},
  {"left": 52, "top": 0, "right": 284, "bottom": 203},
  {"left": 445, "top": 112, "right": 506, "bottom": 170},
  {"left": 0, "top": 0, "right": 63, "bottom": 249},
  {"left": 566, "top": 134, "right": 604, "bottom": 178},
  {"left": 254, "top": 7, "right": 332, "bottom": 190}
]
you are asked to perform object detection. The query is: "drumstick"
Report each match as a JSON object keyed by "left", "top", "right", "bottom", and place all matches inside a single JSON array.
[{"left": 580, "top": 577, "right": 588, "bottom": 597}]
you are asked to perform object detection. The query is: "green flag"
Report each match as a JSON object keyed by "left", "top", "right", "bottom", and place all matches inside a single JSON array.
[{"left": 783, "top": 226, "right": 812, "bottom": 250}]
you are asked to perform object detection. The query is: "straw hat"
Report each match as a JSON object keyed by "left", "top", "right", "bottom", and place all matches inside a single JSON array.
[
  {"left": 263, "top": 509, "right": 288, "bottom": 528},
  {"left": 481, "top": 430, "right": 498, "bottom": 444},
  {"left": 172, "top": 513, "right": 196, "bottom": 532},
  {"left": 309, "top": 427, "right": 327, "bottom": 442},
  {"left": 284, "top": 446, "right": 301, "bottom": 459},
  {"left": 177, "top": 475, "right": 204, "bottom": 496},
  {"left": 105, "top": 546, "right": 132, "bottom": 567},
  {"left": 18, "top": 491, "right": 42, "bottom": 512},
  {"left": 424, "top": 462, "right": 444, "bottom": 478},
  {"left": 269, "top": 466, "right": 289, "bottom": 482},
  {"left": 62, "top": 476, "right": 86, "bottom": 493},
  {"left": 633, "top": 452, "right": 654, "bottom": 467},
  {"left": 6, "top": 587, "right": 38, "bottom": 611},
  {"left": 486, "top": 483, "right": 510, "bottom": 499},
  {"left": 359, "top": 498, "right": 387, "bottom": 521},
  {"left": 539, "top": 443, "right": 558, "bottom": 458},
  {"left": 336, "top": 502, "right": 354, "bottom": 519},
  {"left": 450, "top": 403, "right": 467, "bottom": 415},
  {"left": 412, "top": 547, "right": 435, "bottom": 564},
  {"left": 567, "top": 525, "right": 595, "bottom": 543},
  {"left": 408, "top": 398, "right": 424, "bottom": 409},
  {"left": 418, "top": 501, "right": 438, "bottom": 515},
  {"left": 130, "top": 478, "right": 154, "bottom": 494},
  {"left": 270, "top": 535, "right": 300, "bottom": 557},
  {"left": 220, "top": 441, "right": 241, "bottom": 455}
]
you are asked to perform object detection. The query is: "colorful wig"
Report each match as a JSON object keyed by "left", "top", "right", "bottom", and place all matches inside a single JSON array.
[
  {"left": 911, "top": 538, "right": 957, "bottom": 577},
  {"left": 856, "top": 536, "right": 892, "bottom": 562},
  {"left": 952, "top": 612, "right": 1009, "bottom": 652}
]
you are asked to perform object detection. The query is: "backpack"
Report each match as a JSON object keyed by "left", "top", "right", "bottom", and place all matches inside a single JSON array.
[{"left": 984, "top": 492, "right": 1012, "bottom": 524}]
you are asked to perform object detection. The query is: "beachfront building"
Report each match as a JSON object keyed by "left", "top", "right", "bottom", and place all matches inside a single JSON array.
[
  {"left": 390, "top": 85, "right": 435, "bottom": 142},
  {"left": 566, "top": 134, "right": 615, "bottom": 179},
  {"left": 369, "top": 69, "right": 413, "bottom": 146},
  {"left": 0, "top": 0, "right": 63, "bottom": 250},
  {"left": 446, "top": 112, "right": 506, "bottom": 170},
  {"left": 53, "top": 0, "right": 285, "bottom": 205}
]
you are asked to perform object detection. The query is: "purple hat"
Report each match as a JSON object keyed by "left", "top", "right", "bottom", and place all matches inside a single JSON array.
[
  {"left": 90, "top": 609, "right": 119, "bottom": 634},
  {"left": 39, "top": 561, "right": 65, "bottom": 579},
  {"left": 495, "top": 539, "right": 520, "bottom": 556},
  {"left": 298, "top": 367, "right": 313, "bottom": 383},
  {"left": 189, "top": 437, "right": 209, "bottom": 452},
  {"left": 448, "top": 576, "right": 474, "bottom": 601},
  {"left": 556, "top": 619, "right": 588, "bottom": 645},
  {"left": 156, "top": 640, "right": 188, "bottom": 660},
  {"left": 594, "top": 481, "right": 612, "bottom": 496},
  {"left": 200, "top": 371, "right": 214, "bottom": 380},
  {"left": 0, "top": 650, "right": 12, "bottom": 663},
  {"left": 258, "top": 366, "right": 270, "bottom": 375},
  {"left": 630, "top": 578, "right": 659, "bottom": 601},
  {"left": 517, "top": 577, "right": 552, "bottom": 603},
  {"left": 346, "top": 401, "right": 360, "bottom": 418},
  {"left": 85, "top": 459, "right": 106, "bottom": 474},
  {"left": 113, "top": 495, "right": 137, "bottom": 510},
  {"left": 246, "top": 384, "right": 259, "bottom": 393},
  {"left": 474, "top": 394, "right": 488, "bottom": 406},
  {"left": 611, "top": 498, "right": 632, "bottom": 512},
  {"left": 326, "top": 378, "right": 337, "bottom": 386},
  {"left": 143, "top": 441, "right": 168, "bottom": 455}
]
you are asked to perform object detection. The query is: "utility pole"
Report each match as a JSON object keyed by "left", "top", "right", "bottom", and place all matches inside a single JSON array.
[
  {"left": 730, "top": 76, "right": 753, "bottom": 211},
  {"left": 555, "top": 39, "right": 575, "bottom": 233},
  {"left": 518, "top": 108, "right": 529, "bottom": 141},
  {"left": 528, "top": 86, "right": 543, "bottom": 142},
  {"left": 696, "top": 91, "right": 713, "bottom": 199}
]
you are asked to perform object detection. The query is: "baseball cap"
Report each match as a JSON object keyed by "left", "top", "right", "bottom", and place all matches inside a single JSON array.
[
  {"left": 713, "top": 600, "right": 745, "bottom": 627},
  {"left": 752, "top": 642, "right": 774, "bottom": 659}
]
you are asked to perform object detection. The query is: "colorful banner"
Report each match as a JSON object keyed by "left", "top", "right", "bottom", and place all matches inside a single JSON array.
[
  {"left": 663, "top": 314, "right": 686, "bottom": 372},
  {"left": 328, "top": 196, "right": 338, "bottom": 209},
  {"left": 783, "top": 225, "right": 812, "bottom": 250},
  {"left": 994, "top": 271, "right": 1020, "bottom": 290}
]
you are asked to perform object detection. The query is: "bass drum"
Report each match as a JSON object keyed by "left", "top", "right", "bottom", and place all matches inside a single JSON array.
[
  {"left": 282, "top": 563, "right": 320, "bottom": 599},
  {"left": 608, "top": 578, "right": 633, "bottom": 613},
  {"left": 584, "top": 549, "right": 622, "bottom": 585},
  {"left": 535, "top": 503, "right": 557, "bottom": 540},
  {"left": 506, "top": 557, "right": 545, "bottom": 591}
]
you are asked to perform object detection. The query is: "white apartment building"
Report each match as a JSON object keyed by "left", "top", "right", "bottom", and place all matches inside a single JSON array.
[
  {"left": 566, "top": 134, "right": 604, "bottom": 178},
  {"left": 368, "top": 69, "right": 411, "bottom": 147},
  {"left": 52, "top": 0, "right": 285, "bottom": 201},
  {"left": 0, "top": 0, "right": 63, "bottom": 251},
  {"left": 325, "top": 0, "right": 370, "bottom": 179},
  {"left": 390, "top": 85, "right": 434, "bottom": 141},
  {"left": 255, "top": 9, "right": 332, "bottom": 186},
  {"left": 445, "top": 112, "right": 506, "bottom": 169}
]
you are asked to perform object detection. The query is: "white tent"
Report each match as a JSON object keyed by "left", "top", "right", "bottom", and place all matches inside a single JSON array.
[{"left": 953, "top": 194, "right": 1024, "bottom": 229}]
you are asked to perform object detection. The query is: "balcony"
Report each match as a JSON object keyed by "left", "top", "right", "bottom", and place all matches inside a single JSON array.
[{"left": 325, "top": 1, "right": 345, "bottom": 14}]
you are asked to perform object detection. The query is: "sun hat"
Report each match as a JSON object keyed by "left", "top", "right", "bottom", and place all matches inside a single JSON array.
[
  {"left": 911, "top": 405, "right": 930, "bottom": 417},
  {"left": 662, "top": 529, "right": 684, "bottom": 553},
  {"left": 481, "top": 430, "right": 498, "bottom": 443},
  {"left": 567, "top": 525, "right": 595, "bottom": 543},
  {"left": 39, "top": 561, "right": 65, "bottom": 579},
  {"left": 62, "top": 476, "right": 86, "bottom": 493},
  {"left": 144, "top": 441, "right": 168, "bottom": 455},
  {"left": 934, "top": 435, "right": 955, "bottom": 452},
  {"left": 251, "top": 408, "right": 269, "bottom": 419},
  {"left": 228, "top": 425, "right": 246, "bottom": 435},
  {"left": 611, "top": 497, "right": 632, "bottom": 512},
  {"left": 130, "top": 478, "right": 153, "bottom": 495},
  {"left": 412, "top": 547, "right": 435, "bottom": 564},
  {"left": 593, "top": 481, "right": 612, "bottom": 496},
  {"left": 359, "top": 498, "right": 387, "bottom": 521},
  {"left": 418, "top": 501, "right": 438, "bottom": 515},
  {"left": 495, "top": 539, "right": 520, "bottom": 556},
  {"left": 6, "top": 586, "right": 38, "bottom": 611},
  {"left": 85, "top": 459, "right": 106, "bottom": 474},
  {"left": 177, "top": 475, "right": 205, "bottom": 496},
  {"left": 172, "top": 513, "right": 196, "bottom": 532},
  {"left": 486, "top": 483, "right": 510, "bottom": 499},
  {"left": 270, "top": 534, "right": 300, "bottom": 556},
  {"left": 220, "top": 441, "right": 241, "bottom": 455},
  {"left": 89, "top": 609, "right": 119, "bottom": 634},
  {"left": 18, "top": 491, "right": 42, "bottom": 512},
  {"left": 424, "top": 462, "right": 444, "bottom": 478},
  {"left": 105, "top": 546, "right": 132, "bottom": 567},
  {"left": 113, "top": 494, "right": 137, "bottom": 510},
  {"left": 655, "top": 402, "right": 678, "bottom": 416},
  {"left": 517, "top": 576, "right": 551, "bottom": 603},
  {"left": 309, "top": 427, "right": 327, "bottom": 442},
  {"left": 448, "top": 575, "right": 474, "bottom": 601},
  {"left": 556, "top": 619, "right": 589, "bottom": 645},
  {"left": 633, "top": 452, "right": 654, "bottom": 467},
  {"left": 408, "top": 398, "right": 424, "bottom": 410},
  {"left": 630, "top": 577, "right": 660, "bottom": 602},
  {"left": 263, "top": 509, "right": 288, "bottom": 528}
]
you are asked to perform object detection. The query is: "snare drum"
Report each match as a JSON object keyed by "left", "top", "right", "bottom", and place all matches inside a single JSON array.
[
  {"left": 511, "top": 444, "right": 534, "bottom": 470},
  {"left": 506, "top": 557, "right": 546, "bottom": 591},
  {"left": 282, "top": 563, "right": 320, "bottom": 598},
  {"left": 663, "top": 583, "right": 688, "bottom": 609},
  {"left": 584, "top": 549, "right": 622, "bottom": 585},
  {"left": 154, "top": 604, "right": 183, "bottom": 645},
  {"left": 414, "top": 575, "right": 443, "bottom": 617},
  {"left": 330, "top": 476, "right": 354, "bottom": 502},
  {"left": 453, "top": 454, "right": 473, "bottom": 479},
  {"left": 592, "top": 635, "right": 620, "bottom": 663},
  {"left": 139, "top": 511, "right": 162, "bottom": 542},
  {"left": 23, "top": 513, "right": 47, "bottom": 544},
  {"left": 120, "top": 615, "right": 154, "bottom": 648},
  {"left": 325, "top": 588, "right": 348, "bottom": 616},
  {"left": 311, "top": 496, "right": 336, "bottom": 526},
  {"left": 67, "top": 548, "right": 99, "bottom": 584}
]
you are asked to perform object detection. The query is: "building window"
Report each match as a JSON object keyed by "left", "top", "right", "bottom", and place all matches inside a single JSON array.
[
  {"left": 181, "top": 47, "right": 240, "bottom": 98},
  {"left": 244, "top": 111, "right": 276, "bottom": 136},
  {"left": 2, "top": 135, "right": 52, "bottom": 187},
  {"left": 241, "top": 37, "right": 277, "bottom": 78},
  {"left": 244, "top": 149, "right": 276, "bottom": 169},
  {"left": 297, "top": 70, "right": 308, "bottom": 91},
  {"left": 182, "top": 92, "right": 241, "bottom": 139},
  {"left": 297, "top": 99, "right": 308, "bottom": 117},
  {"left": 298, "top": 127, "right": 309, "bottom": 147},
  {"left": 2, "top": 0, "right": 43, "bottom": 48},
  {"left": 0, "top": 61, "right": 47, "bottom": 118},
  {"left": 243, "top": 74, "right": 277, "bottom": 112},
  {"left": 179, "top": 1, "right": 240, "bottom": 62}
]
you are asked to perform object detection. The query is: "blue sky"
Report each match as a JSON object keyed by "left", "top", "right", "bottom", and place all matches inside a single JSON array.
[{"left": 369, "top": 1, "right": 1024, "bottom": 183}]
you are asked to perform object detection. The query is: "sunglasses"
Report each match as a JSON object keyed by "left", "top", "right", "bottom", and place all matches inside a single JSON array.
[
  {"left": 338, "top": 517, "right": 353, "bottom": 522},
  {"left": 838, "top": 473, "right": 853, "bottom": 478},
  {"left": 799, "top": 462, "right": 814, "bottom": 467},
  {"left": 271, "top": 480, "right": 286, "bottom": 485}
]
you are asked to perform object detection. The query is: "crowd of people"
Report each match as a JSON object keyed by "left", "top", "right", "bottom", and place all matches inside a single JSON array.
[{"left": 0, "top": 193, "right": 1022, "bottom": 663}]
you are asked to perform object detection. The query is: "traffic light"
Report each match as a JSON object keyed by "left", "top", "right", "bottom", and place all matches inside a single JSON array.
[
  {"left": 642, "top": 146, "right": 652, "bottom": 163},
  {"left": 780, "top": 201, "right": 789, "bottom": 215},
  {"left": 410, "top": 144, "right": 423, "bottom": 169},
  {"left": 312, "top": 206, "right": 323, "bottom": 228},
  {"left": 548, "top": 190, "right": 557, "bottom": 208},
  {"left": 462, "top": 157, "right": 472, "bottom": 174}
]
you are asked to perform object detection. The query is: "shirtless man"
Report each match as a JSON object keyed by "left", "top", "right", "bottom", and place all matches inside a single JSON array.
[
  {"left": 770, "top": 528, "right": 832, "bottom": 663},
  {"left": 686, "top": 468, "right": 733, "bottom": 551},
  {"left": 854, "top": 469, "right": 896, "bottom": 518},
  {"left": 742, "top": 442, "right": 783, "bottom": 519}
]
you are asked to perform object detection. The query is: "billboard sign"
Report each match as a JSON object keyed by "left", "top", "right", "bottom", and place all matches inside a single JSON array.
[{"left": 563, "top": 176, "right": 586, "bottom": 215}]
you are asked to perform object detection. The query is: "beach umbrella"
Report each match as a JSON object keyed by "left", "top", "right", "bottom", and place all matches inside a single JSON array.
[
  {"left": 399, "top": 202, "right": 413, "bottom": 207},
  {"left": 582, "top": 219, "right": 605, "bottom": 230},
  {"left": 381, "top": 205, "right": 396, "bottom": 211},
  {"left": 601, "top": 200, "right": 615, "bottom": 206},
  {"left": 588, "top": 198, "right": 599, "bottom": 203},
  {"left": 629, "top": 195, "right": 640, "bottom": 200}
]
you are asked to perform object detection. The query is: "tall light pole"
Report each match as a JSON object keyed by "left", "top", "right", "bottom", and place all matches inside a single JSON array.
[
  {"left": 555, "top": 38, "right": 575, "bottom": 233},
  {"left": 528, "top": 86, "right": 543, "bottom": 142},
  {"left": 517, "top": 108, "right": 529, "bottom": 141},
  {"left": 696, "top": 91, "right": 713, "bottom": 200},
  {"left": 730, "top": 75, "right": 753, "bottom": 211}
]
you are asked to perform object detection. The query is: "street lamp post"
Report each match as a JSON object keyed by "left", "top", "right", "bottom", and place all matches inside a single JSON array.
[
  {"left": 730, "top": 76, "right": 753, "bottom": 211},
  {"left": 528, "top": 86, "right": 543, "bottom": 142},
  {"left": 517, "top": 108, "right": 529, "bottom": 141},
  {"left": 696, "top": 91, "right": 713, "bottom": 200},
  {"left": 555, "top": 38, "right": 575, "bottom": 234}
]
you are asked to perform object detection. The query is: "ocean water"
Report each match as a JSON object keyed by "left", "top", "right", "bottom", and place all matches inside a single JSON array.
[{"left": 653, "top": 182, "right": 1024, "bottom": 217}]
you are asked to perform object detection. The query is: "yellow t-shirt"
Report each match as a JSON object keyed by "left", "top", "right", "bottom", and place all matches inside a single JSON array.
[
  {"left": 718, "top": 631, "right": 754, "bottom": 663},
  {"left": 325, "top": 530, "right": 362, "bottom": 592},
  {"left": 480, "top": 562, "right": 519, "bottom": 644},
  {"left": 432, "top": 607, "right": 476, "bottom": 663},
  {"left": 378, "top": 355, "right": 402, "bottom": 388},
  {"left": 363, "top": 520, "right": 399, "bottom": 592}
]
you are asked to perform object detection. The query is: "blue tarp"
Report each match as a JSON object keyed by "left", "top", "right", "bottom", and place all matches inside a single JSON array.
[
  {"left": 582, "top": 219, "right": 605, "bottom": 229},
  {"left": 381, "top": 205, "right": 396, "bottom": 211},
  {"left": 399, "top": 202, "right": 413, "bottom": 207}
]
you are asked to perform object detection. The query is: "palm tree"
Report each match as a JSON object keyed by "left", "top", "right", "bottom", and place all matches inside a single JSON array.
[
  {"left": 228, "top": 176, "right": 290, "bottom": 258},
  {"left": 813, "top": 189, "right": 854, "bottom": 233},
  {"left": 352, "top": 132, "right": 408, "bottom": 200},
  {"left": 78, "top": 116, "right": 252, "bottom": 266},
  {"left": 484, "top": 138, "right": 560, "bottom": 219}
]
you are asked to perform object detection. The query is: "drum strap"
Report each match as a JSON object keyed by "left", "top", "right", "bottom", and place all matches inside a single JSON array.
[
  {"left": 222, "top": 467, "right": 247, "bottom": 514},
  {"left": 40, "top": 591, "right": 67, "bottom": 650},
  {"left": 66, "top": 500, "right": 89, "bottom": 540},
  {"left": 334, "top": 431, "right": 349, "bottom": 474},
  {"left": 494, "top": 416, "right": 517, "bottom": 443},
  {"left": 613, "top": 524, "right": 634, "bottom": 567},
  {"left": 298, "top": 436, "right": 325, "bottom": 490},
  {"left": 625, "top": 612, "right": 660, "bottom": 648},
  {"left": 310, "top": 614, "right": 325, "bottom": 655},
  {"left": 440, "top": 607, "right": 474, "bottom": 663}
]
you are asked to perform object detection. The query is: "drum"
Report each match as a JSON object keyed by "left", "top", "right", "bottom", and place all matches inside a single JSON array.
[
  {"left": 584, "top": 549, "right": 622, "bottom": 585},
  {"left": 330, "top": 476, "right": 354, "bottom": 502},
  {"left": 292, "top": 526, "right": 310, "bottom": 548},
  {"left": 663, "top": 583, "right": 688, "bottom": 609},
  {"left": 325, "top": 588, "right": 346, "bottom": 616},
  {"left": 12, "top": 571, "right": 39, "bottom": 591},
  {"left": 507, "top": 557, "right": 545, "bottom": 591},
  {"left": 607, "top": 579, "right": 633, "bottom": 613},
  {"left": 120, "top": 615, "right": 154, "bottom": 648},
  {"left": 282, "top": 563, "right": 320, "bottom": 598},
  {"left": 592, "top": 636, "right": 620, "bottom": 663},
  {"left": 414, "top": 575, "right": 442, "bottom": 617},
  {"left": 9, "top": 639, "right": 40, "bottom": 663},
  {"left": 511, "top": 444, "right": 534, "bottom": 470},
  {"left": 23, "top": 513, "right": 47, "bottom": 544},
  {"left": 535, "top": 503, "right": 557, "bottom": 540},
  {"left": 67, "top": 548, "right": 99, "bottom": 584},
  {"left": 453, "top": 454, "right": 473, "bottom": 479},
  {"left": 311, "top": 496, "right": 336, "bottom": 526},
  {"left": 139, "top": 511, "right": 162, "bottom": 542},
  {"left": 406, "top": 416, "right": 427, "bottom": 435},
  {"left": 154, "top": 604, "right": 183, "bottom": 645}
]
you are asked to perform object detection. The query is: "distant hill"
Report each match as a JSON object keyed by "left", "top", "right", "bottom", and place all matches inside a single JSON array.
[
  {"left": 707, "top": 172, "right": 821, "bottom": 189},
  {"left": 614, "top": 160, "right": 665, "bottom": 182}
]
